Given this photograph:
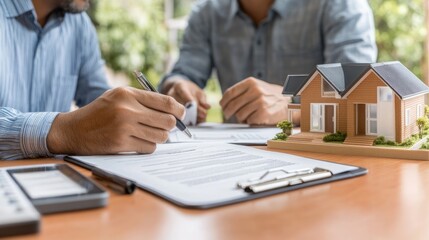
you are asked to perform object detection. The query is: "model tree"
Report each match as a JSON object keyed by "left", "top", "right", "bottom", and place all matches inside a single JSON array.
[
  {"left": 272, "top": 120, "right": 293, "bottom": 141},
  {"left": 416, "top": 117, "right": 429, "bottom": 138},
  {"left": 277, "top": 120, "right": 293, "bottom": 136}
]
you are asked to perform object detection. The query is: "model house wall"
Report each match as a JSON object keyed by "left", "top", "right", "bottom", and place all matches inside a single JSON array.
[
  {"left": 346, "top": 71, "right": 396, "bottom": 140},
  {"left": 299, "top": 74, "right": 347, "bottom": 133},
  {"left": 401, "top": 95, "right": 426, "bottom": 141}
]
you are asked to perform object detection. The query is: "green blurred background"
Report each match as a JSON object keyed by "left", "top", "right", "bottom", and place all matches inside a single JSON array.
[{"left": 87, "top": 0, "right": 427, "bottom": 122}]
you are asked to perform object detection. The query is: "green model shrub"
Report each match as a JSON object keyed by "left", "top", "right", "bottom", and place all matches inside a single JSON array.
[
  {"left": 398, "top": 135, "right": 420, "bottom": 147},
  {"left": 421, "top": 139, "right": 429, "bottom": 150},
  {"left": 373, "top": 136, "right": 386, "bottom": 145},
  {"left": 323, "top": 132, "right": 347, "bottom": 142},
  {"left": 273, "top": 132, "right": 288, "bottom": 141}
]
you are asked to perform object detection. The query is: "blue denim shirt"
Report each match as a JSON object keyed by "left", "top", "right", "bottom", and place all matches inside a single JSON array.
[
  {"left": 163, "top": 0, "right": 377, "bottom": 93},
  {"left": 0, "top": 0, "right": 109, "bottom": 159}
]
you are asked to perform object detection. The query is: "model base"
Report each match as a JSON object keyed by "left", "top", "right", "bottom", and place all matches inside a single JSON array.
[{"left": 267, "top": 140, "right": 429, "bottom": 161}]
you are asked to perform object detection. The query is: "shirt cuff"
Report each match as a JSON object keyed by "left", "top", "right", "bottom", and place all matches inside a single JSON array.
[{"left": 21, "top": 112, "right": 59, "bottom": 158}]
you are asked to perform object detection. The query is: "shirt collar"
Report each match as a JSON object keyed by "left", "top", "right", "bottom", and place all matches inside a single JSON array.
[
  {"left": 228, "top": 0, "right": 285, "bottom": 21},
  {"left": 271, "top": 0, "right": 287, "bottom": 18},
  {"left": 3, "top": 0, "right": 34, "bottom": 18},
  {"left": 228, "top": 0, "right": 240, "bottom": 21}
]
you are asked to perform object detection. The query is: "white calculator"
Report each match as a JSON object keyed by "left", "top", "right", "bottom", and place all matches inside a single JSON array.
[
  {"left": 0, "top": 164, "right": 108, "bottom": 237},
  {"left": 0, "top": 169, "right": 40, "bottom": 237}
]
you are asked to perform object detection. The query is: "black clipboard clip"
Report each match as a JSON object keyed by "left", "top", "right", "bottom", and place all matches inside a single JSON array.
[{"left": 237, "top": 167, "right": 333, "bottom": 193}]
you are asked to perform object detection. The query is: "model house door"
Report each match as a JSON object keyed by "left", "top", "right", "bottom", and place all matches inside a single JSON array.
[
  {"left": 288, "top": 109, "right": 301, "bottom": 127},
  {"left": 311, "top": 104, "right": 335, "bottom": 133},
  {"left": 356, "top": 104, "right": 366, "bottom": 135},
  {"left": 366, "top": 104, "right": 377, "bottom": 135},
  {"left": 324, "top": 105, "right": 334, "bottom": 133}
]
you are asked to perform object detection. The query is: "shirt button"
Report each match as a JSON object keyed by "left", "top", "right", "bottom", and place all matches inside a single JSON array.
[
  {"left": 256, "top": 40, "right": 262, "bottom": 45},
  {"left": 256, "top": 72, "right": 263, "bottom": 78}
]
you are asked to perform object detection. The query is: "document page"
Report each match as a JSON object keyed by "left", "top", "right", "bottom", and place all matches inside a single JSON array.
[
  {"left": 69, "top": 143, "right": 358, "bottom": 207},
  {"left": 168, "top": 123, "right": 294, "bottom": 145}
]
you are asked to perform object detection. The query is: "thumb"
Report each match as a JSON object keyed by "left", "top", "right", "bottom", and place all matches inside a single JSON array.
[
  {"left": 196, "top": 90, "right": 211, "bottom": 109},
  {"left": 171, "top": 84, "right": 195, "bottom": 105}
]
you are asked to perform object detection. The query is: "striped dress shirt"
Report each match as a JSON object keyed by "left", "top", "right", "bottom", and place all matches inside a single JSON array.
[{"left": 0, "top": 0, "right": 110, "bottom": 160}]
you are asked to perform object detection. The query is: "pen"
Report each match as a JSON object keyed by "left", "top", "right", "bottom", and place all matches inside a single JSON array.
[
  {"left": 92, "top": 167, "right": 136, "bottom": 194},
  {"left": 133, "top": 71, "right": 192, "bottom": 138}
]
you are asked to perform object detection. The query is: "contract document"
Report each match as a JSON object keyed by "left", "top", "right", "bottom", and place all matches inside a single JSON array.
[
  {"left": 168, "top": 123, "right": 297, "bottom": 145},
  {"left": 66, "top": 143, "right": 366, "bottom": 208}
]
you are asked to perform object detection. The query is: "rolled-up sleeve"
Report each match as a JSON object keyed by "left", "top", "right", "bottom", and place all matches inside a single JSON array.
[
  {"left": 0, "top": 108, "right": 58, "bottom": 160},
  {"left": 322, "top": 0, "right": 377, "bottom": 63},
  {"left": 160, "top": 3, "right": 213, "bottom": 90}
]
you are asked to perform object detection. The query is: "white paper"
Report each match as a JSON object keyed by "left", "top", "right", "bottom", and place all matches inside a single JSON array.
[
  {"left": 169, "top": 123, "right": 293, "bottom": 145},
  {"left": 70, "top": 143, "right": 357, "bottom": 206}
]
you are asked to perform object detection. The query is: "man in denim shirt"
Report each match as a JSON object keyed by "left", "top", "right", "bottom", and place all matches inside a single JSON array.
[{"left": 161, "top": 0, "right": 377, "bottom": 125}]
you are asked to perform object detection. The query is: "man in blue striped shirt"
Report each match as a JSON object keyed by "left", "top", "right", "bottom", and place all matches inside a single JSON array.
[{"left": 0, "top": 0, "right": 185, "bottom": 160}]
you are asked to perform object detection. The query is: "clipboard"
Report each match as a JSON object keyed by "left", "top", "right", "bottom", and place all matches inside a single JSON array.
[{"left": 64, "top": 143, "right": 368, "bottom": 209}]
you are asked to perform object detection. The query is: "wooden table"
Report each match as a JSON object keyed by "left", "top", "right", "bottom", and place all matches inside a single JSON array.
[{"left": 3, "top": 148, "right": 429, "bottom": 240}]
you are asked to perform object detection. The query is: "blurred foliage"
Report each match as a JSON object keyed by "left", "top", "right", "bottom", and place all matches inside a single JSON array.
[
  {"left": 173, "top": 0, "right": 195, "bottom": 18},
  {"left": 88, "top": 0, "right": 168, "bottom": 88},
  {"left": 370, "top": 0, "right": 426, "bottom": 79},
  {"left": 87, "top": 0, "right": 428, "bottom": 84}
]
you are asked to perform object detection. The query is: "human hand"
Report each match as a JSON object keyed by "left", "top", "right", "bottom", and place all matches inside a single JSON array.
[
  {"left": 220, "top": 77, "right": 290, "bottom": 125},
  {"left": 47, "top": 87, "right": 185, "bottom": 155},
  {"left": 162, "top": 77, "right": 211, "bottom": 123}
]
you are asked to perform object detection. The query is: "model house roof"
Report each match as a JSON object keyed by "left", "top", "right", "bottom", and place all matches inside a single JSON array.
[
  {"left": 286, "top": 61, "right": 429, "bottom": 99},
  {"left": 369, "top": 62, "right": 429, "bottom": 99},
  {"left": 317, "top": 63, "right": 370, "bottom": 95},
  {"left": 282, "top": 74, "right": 309, "bottom": 96}
]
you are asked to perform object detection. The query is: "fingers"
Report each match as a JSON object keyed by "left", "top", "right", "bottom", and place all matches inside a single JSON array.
[
  {"left": 134, "top": 106, "right": 178, "bottom": 131},
  {"left": 221, "top": 87, "right": 259, "bottom": 119},
  {"left": 197, "top": 105, "right": 208, "bottom": 123},
  {"left": 195, "top": 91, "right": 210, "bottom": 122},
  {"left": 220, "top": 78, "right": 257, "bottom": 109},
  {"left": 234, "top": 97, "right": 261, "bottom": 123},
  {"left": 114, "top": 136, "right": 157, "bottom": 154},
  {"left": 244, "top": 110, "right": 268, "bottom": 125},
  {"left": 132, "top": 89, "right": 186, "bottom": 120},
  {"left": 162, "top": 79, "right": 211, "bottom": 123},
  {"left": 196, "top": 90, "right": 210, "bottom": 108},
  {"left": 168, "top": 81, "right": 195, "bottom": 104},
  {"left": 131, "top": 123, "right": 170, "bottom": 144}
]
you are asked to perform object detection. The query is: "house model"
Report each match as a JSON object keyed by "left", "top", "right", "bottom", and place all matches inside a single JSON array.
[{"left": 282, "top": 61, "right": 429, "bottom": 144}]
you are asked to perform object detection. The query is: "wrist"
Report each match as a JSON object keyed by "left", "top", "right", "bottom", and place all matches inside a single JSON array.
[{"left": 46, "top": 112, "right": 75, "bottom": 154}]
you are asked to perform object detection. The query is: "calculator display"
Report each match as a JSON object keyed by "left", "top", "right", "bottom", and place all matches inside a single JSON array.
[
  {"left": 11, "top": 170, "right": 88, "bottom": 199},
  {"left": 5, "top": 164, "right": 108, "bottom": 214}
]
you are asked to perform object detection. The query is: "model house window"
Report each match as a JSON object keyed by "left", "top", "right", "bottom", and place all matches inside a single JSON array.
[
  {"left": 417, "top": 104, "right": 423, "bottom": 117},
  {"left": 322, "top": 79, "right": 335, "bottom": 97},
  {"left": 311, "top": 104, "right": 323, "bottom": 131},
  {"left": 366, "top": 104, "right": 378, "bottom": 135},
  {"left": 378, "top": 87, "right": 393, "bottom": 102},
  {"left": 405, "top": 108, "right": 410, "bottom": 126}
]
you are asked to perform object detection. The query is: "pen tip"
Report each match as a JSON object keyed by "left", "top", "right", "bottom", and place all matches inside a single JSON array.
[
  {"left": 133, "top": 70, "right": 141, "bottom": 78},
  {"left": 184, "top": 129, "right": 193, "bottom": 139}
]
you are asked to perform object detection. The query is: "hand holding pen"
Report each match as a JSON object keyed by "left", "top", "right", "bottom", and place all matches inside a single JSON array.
[
  {"left": 48, "top": 86, "right": 186, "bottom": 155},
  {"left": 133, "top": 71, "right": 193, "bottom": 138}
]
